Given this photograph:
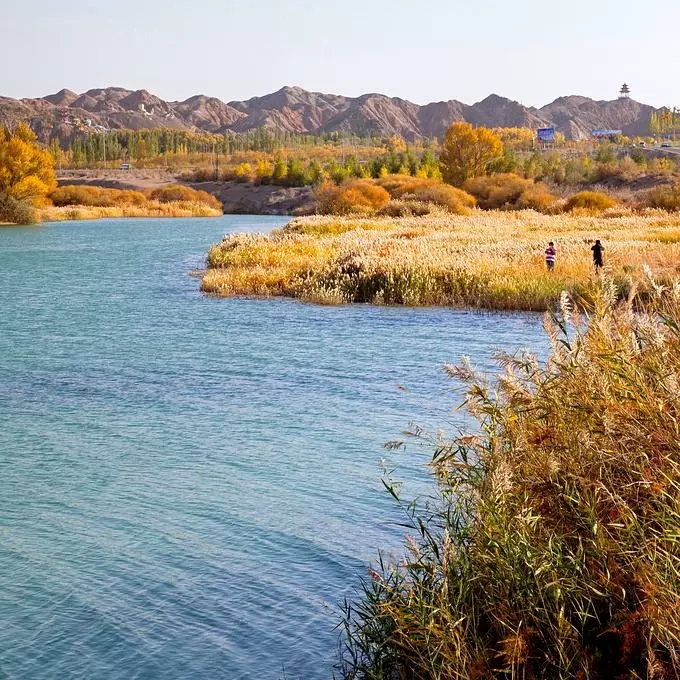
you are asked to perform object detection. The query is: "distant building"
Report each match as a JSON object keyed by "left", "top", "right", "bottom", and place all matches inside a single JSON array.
[{"left": 619, "top": 83, "right": 630, "bottom": 99}]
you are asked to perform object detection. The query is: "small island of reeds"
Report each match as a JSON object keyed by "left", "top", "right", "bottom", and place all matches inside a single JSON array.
[{"left": 202, "top": 206, "right": 680, "bottom": 312}]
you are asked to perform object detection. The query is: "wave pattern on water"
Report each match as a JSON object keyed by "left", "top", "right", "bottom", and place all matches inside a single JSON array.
[{"left": 0, "top": 216, "right": 546, "bottom": 679}]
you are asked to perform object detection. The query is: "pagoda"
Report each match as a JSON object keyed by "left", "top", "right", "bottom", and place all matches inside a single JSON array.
[{"left": 619, "top": 83, "right": 630, "bottom": 99}]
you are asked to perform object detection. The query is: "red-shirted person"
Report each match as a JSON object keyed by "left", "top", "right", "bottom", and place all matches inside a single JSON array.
[{"left": 545, "top": 242, "right": 556, "bottom": 271}]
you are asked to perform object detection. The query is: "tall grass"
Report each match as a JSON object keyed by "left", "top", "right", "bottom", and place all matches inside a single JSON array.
[
  {"left": 202, "top": 211, "right": 680, "bottom": 311},
  {"left": 40, "top": 202, "right": 221, "bottom": 222},
  {"left": 339, "top": 279, "right": 680, "bottom": 679}
]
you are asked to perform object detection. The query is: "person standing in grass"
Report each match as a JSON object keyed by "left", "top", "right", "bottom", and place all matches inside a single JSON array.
[
  {"left": 591, "top": 239, "right": 604, "bottom": 271},
  {"left": 545, "top": 241, "right": 556, "bottom": 271}
]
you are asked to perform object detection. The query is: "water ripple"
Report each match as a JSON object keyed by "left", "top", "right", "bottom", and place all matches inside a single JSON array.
[{"left": 0, "top": 216, "right": 546, "bottom": 679}]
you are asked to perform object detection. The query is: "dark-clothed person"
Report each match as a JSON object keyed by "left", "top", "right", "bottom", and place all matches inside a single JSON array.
[{"left": 591, "top": 239, "right": 604, "bottom": 270}]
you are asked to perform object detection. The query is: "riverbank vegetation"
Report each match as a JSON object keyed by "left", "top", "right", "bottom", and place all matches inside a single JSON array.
[
  {"left": 42, "top": 184, "right": 223, "bottom": 220},
  {"left": 1, "top": 125, "right": 222, "bottom": 223},
  {"left": 202, "top": 210, "right": 680, "bottom": 311},
  {"left": 339, "top": 281, "right": 680, "bottom": 679},
  {"left": 0, "top": 123, "right": 56, "bottom": 224}
]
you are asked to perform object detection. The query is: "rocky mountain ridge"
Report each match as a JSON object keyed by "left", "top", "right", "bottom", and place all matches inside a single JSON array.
[{"left": 0, "top": 85, "right": 658, "bottom": 142}]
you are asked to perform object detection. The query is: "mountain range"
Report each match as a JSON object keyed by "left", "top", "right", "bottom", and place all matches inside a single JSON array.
[{"left": 0, "top": 85, "right": 658, "bottom": 142}]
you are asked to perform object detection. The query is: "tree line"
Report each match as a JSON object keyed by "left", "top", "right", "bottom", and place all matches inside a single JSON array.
[{"left": 49, "top": 128, "right": 399, "bottom": 166}]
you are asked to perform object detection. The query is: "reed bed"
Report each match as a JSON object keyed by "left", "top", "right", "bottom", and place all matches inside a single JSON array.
[
  {"left": 202, "top": 210, "right": 680, "bottom": 311},
  {"left": 339, "top": 280, "right": 680, "bottom": 679},
  {"left": 40, "top": 201, "right": 222, "bottom": 222}
]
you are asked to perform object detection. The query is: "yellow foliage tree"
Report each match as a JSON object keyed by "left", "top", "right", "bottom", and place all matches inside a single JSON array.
[
  {"left": 439, "top": 122, "right": 503, "bottom": 187},
  {"left": 0, "top": 123, "right": 57, "bottom": 204},
  {"left": 387, "top": 136, "right": 407, "bottom": 153},
  {"left": 492, "top": 127, "right": 536, "bottom": 150},
  {"left": 255, "top": 160, "right": 273, "bottom": 184},
  {"left": 234, "top": 163, "right": 254, "bottom": 183}
]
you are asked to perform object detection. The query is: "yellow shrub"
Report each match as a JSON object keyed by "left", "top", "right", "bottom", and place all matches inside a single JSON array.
[
  {"left": 50, "top": 185, "right": 146, "bottom": 207},
  {"left": 516, "top": 184, "right": 557, "bottom": 212},
  {"left": 117, "top": 189, "right": 148, "bottom": 207},
  {"left": 234, "top": 163, "right": 254, "bottom": 183},
  {"left": 375, "top": 175, "right": 476, "bottom": 214},
  {"left": 315, "top": 180, "right": 390, "bottom": 215},
  {"left": 50, "top": 183, "right": 222, "bottom": 211},
  {"left": 148, "top": 184, "right": 222, "bottom": 210},
  {"left": 464, "top": 173, "right": 537, "bottom": 210},
  {"left": 564, "top": 191, "right": 617, "bottom": 213}
]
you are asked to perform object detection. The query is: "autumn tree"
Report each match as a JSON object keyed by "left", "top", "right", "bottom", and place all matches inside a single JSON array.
[
  {"left": 493, "top": 126, "right": 536, "bottom": 151},
  {"left": 439, "top": 122, "right": 503, "bottom": 187},
  {"left": 0, "top": 123, "right": 56, "bottom": 202},
  {"left": 255, "top": 160, "right": 273, "bottom": 184},
  {"left": 0, "top": 123, "right": 56, "bottom": 223},
  {"left": 386, "top": 135, "right": 407, "bottom": 153}
]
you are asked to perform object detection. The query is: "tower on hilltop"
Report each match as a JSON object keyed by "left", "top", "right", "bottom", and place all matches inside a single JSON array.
[{"left": 619, "top": 83, "right": 630, "bottom": 99}]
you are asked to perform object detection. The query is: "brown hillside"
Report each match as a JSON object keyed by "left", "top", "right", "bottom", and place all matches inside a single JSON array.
[{"left": 0, "top": 85, "right": 664, "bottom": 142}]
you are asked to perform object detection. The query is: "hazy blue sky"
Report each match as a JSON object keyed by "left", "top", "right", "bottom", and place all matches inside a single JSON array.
[{"left": 3, "top": 0, "right": 679, "bottom": 107}]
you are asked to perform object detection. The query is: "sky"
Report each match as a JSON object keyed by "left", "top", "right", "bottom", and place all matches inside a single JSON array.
[{"left": 3, "top": 0, "right": 680, "bottom": 108}]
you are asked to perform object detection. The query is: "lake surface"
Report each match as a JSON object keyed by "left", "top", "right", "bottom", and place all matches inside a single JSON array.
[{"left": 0, "top": 216, "right": 546, "bottom": 679}]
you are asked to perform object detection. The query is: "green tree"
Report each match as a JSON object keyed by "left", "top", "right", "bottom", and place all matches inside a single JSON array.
[
  {"left": 272, "top": 156, "right": 287, "bottom": 184},
  {"left": 286, "top": 158, "right": 306, "bottom": 186}
]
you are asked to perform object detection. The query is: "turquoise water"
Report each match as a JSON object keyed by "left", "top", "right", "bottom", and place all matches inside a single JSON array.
[{"left": 0, "top": 216, "right": 546, "bottom": 679}]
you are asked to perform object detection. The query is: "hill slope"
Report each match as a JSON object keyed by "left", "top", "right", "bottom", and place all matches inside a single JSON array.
[{"left": 0, "top": 85, "right": 659, "bottom": 142}]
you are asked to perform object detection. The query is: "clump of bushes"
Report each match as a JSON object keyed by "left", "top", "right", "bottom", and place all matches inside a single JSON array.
[
  {"left": 564, "top": 190, "right": 617, "bottom": 213},
  {"left": 373, "top": 175, "right": 434, "bottom": 198},
  {"left": 378, "top": 199, "right": 434, "bottom": 217},
  {"left": 644, "top": 183, "right": 680, "bottom": 211},
  {"left": 50, "top": 184, "right": 223, "bottom": 212},
  {"left": 147, "top": 184, "right": 222, "bottom": 209},
  {"left": 375, "top": 176, "right": 475, "bottom": 211},
  {"left": 315, "top": 180, "right": 390, "bottom": 215},
  {"left": 515, "top": 183, "right": 558, "bottom": 212},
  {"left": 370, "top": 175, "right": 477, "bottom": 215},
  {"left": 50, "top": 185, "right": 147, "bottom": 207},
  {"left": 341, "top": 283, "right": 680, "bottom": 679},
  {"left": 464, "top": 173, "right": 556, "bottom": 211},
  {"left": 0, "top": 192, "right": 37, "bottom": 224},
  {"left": 315, "top": 176, "right": 477, "bottom": 216},
  {"left": 594, "top": 157, "right": 644, "bottom": 184},
  {"left": 403, "top": 183, "right": 475, "bottom": 214}
]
